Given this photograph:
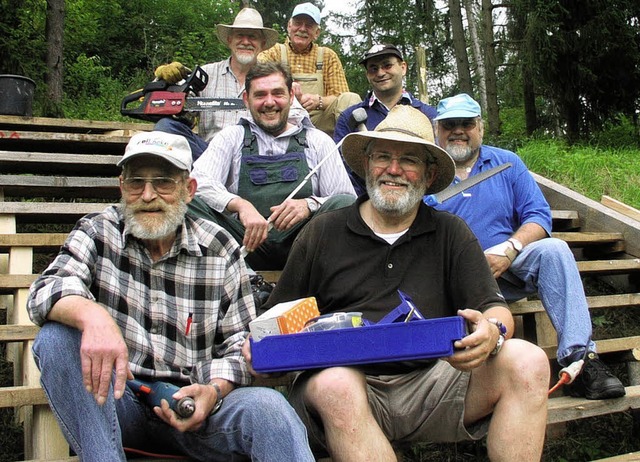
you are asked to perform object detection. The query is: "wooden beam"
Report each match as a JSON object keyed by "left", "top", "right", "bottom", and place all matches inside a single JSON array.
[
  {"left": 0, "top": 114, "right": 153, "bottom": 133},
  {"left": 576, "top": 259, "right": 640, "bottom": 275},
  {"left": 546, "top": 385, "right": 640, "bottom": 425},
  {"left": 601, "top": 195, "right": 640, "bottom": 223},
  {"left": 0, "top": 233, "right": 68, "bottom": 250},
  {"left": 0, "top": 324, "right": 39, "bottom": 342},
  {"left": 0, "top": 385, "right": 48, "bottom": 408},
  {"left": 509, "top": 293, "right": 640, "bottom": 315}
]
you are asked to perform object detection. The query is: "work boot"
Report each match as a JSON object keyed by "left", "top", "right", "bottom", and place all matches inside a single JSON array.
[
  {"left": 567, "top": 352, "right": 626, "bottom": 400},
  {"left": 249, "top": 274, "right": 274, "bottom": 313}
]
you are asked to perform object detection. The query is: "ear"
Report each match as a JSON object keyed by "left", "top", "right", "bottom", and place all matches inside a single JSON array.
[
  {"left": 184, "top": 177, "right": 198, "bottom": 204},
  {"left": 400, "top": 61, "right": 408, "bottom": 77},
  {"left": 118, "top": 174, "right": 125, "bottom": 194},
  {"left": 313, "top": 27, "right": 321, "bottom": 40},
  {"left": 242, "top": 90, "right": 249, "bottom": 106}
]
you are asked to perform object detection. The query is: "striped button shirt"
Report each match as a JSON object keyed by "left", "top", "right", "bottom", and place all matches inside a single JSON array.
[
  {"left": 259, "top": 39, "right": 350, "bottom": 96},
  {"left": 192, "top": 116, "right": 357, "bottom": 213},
  {"left": 27, "top": 206, "right": 255, "bottom": 386}
]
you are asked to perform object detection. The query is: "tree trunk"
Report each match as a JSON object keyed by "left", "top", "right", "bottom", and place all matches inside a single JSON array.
[
  {"left": 481, "top": 0, "right": 500, "bottom": 136},
  {"left": 44, "top": 0, "right": 65, "bottom": 118},
  {"left": 449, "top": 0, "right": 473, "bottom": 94},
  {"left": 463, "top": 0, "right": 487, "bottom": 115}
]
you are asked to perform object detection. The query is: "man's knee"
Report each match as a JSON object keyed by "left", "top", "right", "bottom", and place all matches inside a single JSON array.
[
  {"left": 33, "top": 322, "right": 81, "bottom": 368},
  {"left": 318, "top": 194, "right": 356, "bottom": 213},
  {"left": 305, "top": 367, "right": 367, "bottom": 410}
]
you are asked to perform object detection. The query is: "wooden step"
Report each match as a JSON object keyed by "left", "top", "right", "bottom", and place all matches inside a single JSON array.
[
  {"left": 576, "top": 259, "right": 640, "bottom": 276},
  {"left": 0, "top": 131, "right": 131, "bottom": 155},
  {"left": 552, "top": 210, "right": 581, "bottom": 230},
  {"left": 509, "top": 293, "right": 640, "bottom": 316},
  {"left": 0, "top": 174, "right": 119, "bottom": 200},
  {"left": 0, "top": 150, "right": 120, "bottom": 176},
  {"left": 0, "top": 202, "right": 111, "bottom": 224},
  {"left": 0, "top": 274, "right": 38, "bottom": 293},
  {"left": 554, "top": 231, "right": 625, "bottom": 253},
  {"left": 547, "top": 384, "right": 640, "bottom": 425},
  {"left": 0, "top": 114, "right": 153, "bottom": 134},
  {"left": 0, "top": 233, "right": 68, "bottom": 250}
]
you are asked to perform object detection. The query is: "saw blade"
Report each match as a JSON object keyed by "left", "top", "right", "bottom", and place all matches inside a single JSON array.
[{"left": 183, "top": 97, "right": 245, "bottom": 111}]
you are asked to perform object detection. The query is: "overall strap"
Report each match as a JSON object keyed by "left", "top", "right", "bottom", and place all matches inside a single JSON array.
[
  {"left": 287, "top": 128, "right": 308, "bottom": 153},
  {"left": 279, "top": 44, "right": 288, "bottom": 65},
  {"left": 316, "top": 47, "right": 324, "bottom": 71},
  {"left": 239, "top": 119, "right": 259, "bottom": 156}
]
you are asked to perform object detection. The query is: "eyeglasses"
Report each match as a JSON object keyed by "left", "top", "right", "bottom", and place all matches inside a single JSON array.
[
  {"left": 121, "top": 177, "right": 181, "bottom": 195},
  {"left": 366, "top": 62, "right": 397, "bottom": 75},
  {"left": 368, "top": 152, "right": 427, "bottom": 172},
  {"left": 439, "top": 118, "right": 478, "bottom": 131}
]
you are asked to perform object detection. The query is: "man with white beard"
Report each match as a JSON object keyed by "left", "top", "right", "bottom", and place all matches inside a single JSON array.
[
  {"left": 245, "top": 105, "right": 550, "bottom": 461},
  {"left": 26, "top": 131, "right": 315, "bottom": 461},
  {"left": 153, "top": 8, "right": 281, "bottom": 160},
  {"left": 433, "top": 93, "right": 625, "bottom": 400}
]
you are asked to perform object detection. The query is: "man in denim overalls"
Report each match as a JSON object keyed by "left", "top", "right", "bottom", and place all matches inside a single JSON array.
[{"left": 190, "top": 62, "right": 357, "bottom": 270}]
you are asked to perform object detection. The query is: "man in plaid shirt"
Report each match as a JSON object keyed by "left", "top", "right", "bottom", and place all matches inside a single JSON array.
[
  {"left": 27, "top": 131, "right": 314, "bottom": 462},
  {"left": 259, "top": 2, "right": 361, "bottom": 137}
]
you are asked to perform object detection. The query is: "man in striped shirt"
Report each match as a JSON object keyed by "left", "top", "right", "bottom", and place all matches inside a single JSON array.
[{"left": 27, "top": 131, "right": 314, "bottom": 461}]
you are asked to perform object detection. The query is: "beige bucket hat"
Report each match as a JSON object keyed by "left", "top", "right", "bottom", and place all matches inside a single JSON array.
[
  {"left": 215, "top": 8, "right": 279, "bottom": 50},
  {"left": 342, "top": 105, "right": 455, "bottom": 195}
]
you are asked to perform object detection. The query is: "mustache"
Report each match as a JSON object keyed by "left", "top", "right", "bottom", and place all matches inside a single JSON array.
[
  {"left": 448, "top": 135, "right": 468, "bottom": 141},
  {"left": 237, "top": 45, "right": 256, "bottom": 51}
]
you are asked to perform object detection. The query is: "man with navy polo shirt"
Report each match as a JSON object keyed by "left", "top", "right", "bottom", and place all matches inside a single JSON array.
[
  {"left": 333, "top": 43, "right": 437, "bottom": 195},
  {"left": 433, "top": 93, "right": 625, "bottom": 400}
]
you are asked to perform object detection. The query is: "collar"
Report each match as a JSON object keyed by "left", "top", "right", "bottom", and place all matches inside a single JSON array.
[
  {"left": 346, "top": 195, "right": 437, "bottom": 241},
  {"left": 366, "top": 90, "right": 414, "bottom": 110},
  {"left": 240, "top": 115, "right": 305, "bottom": 140}
]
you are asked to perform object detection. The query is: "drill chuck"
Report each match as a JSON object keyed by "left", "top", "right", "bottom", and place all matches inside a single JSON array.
[{"left": 127, "top": 379, "right": 196, "bottom": 418}]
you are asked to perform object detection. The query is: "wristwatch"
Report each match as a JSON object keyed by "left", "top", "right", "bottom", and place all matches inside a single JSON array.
[
  {"left": 305, "top": 197, "right": 320, "bottom": 213},
  {"left": 487, "top": 318, "right": 507, "bottom": 356},
  {"left": 508, "top": 237, "right": 524, "bottom": 253},
  {"left": 210, "top": 382, "right": 224, "bottom": 415}
]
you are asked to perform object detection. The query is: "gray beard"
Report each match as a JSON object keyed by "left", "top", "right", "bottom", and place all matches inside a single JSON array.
[
  {"left": 122, "top": 198, "right": 187, "bottom": 240},
  {"left": 235, "top": 52, "right": 256, "bottom": 66},
  {"left": 366, "top": 175, "right": 425, "bottom": 217},
  {"left": 445, "top": 144, "right": 474, "bottom": 163}
]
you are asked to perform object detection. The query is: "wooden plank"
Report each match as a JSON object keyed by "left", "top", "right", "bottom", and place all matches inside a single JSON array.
[
  {"left": 551, "top": 209, "right": 581, "bottom": 230},
  {"left": 547, "top": 385, "right": 640, "bottom": 425},
  {"left": 0, "top": 114, "right": 153, "bottom": 133},
  {"left": 0, "top": 385, "right": 47, "bottom": 407},
  {"left": 509, "top": 293, "right": 640, "bottom": 315},
  {"left": 602, "top": 195, "right": 640, "bottom": 223},
  {"left": 553, "top": 231, "right": 624, "bottom": 245},
  {"left": 0, "top": 274, "right": 39, "bottom": 292},
  {"left": 0, "top": 233, "right": 68, "bottom": 250},
  {"left": 0, "top": 324, "right": 39, "bottom": 342},
  {"left": 0, "top": 131, "right": 130, "bottom": 155},
  {"left": 0, "top": 175, "right": 119, "bottom": 200},
  {"left": 0, "top": 201, "right": 110, "bottom": 217},
  {"left": 0, "top": 150, "right": 120, "bottom": 176},
  {"left": 539, "top": 336, "right": 640, "bottom": 359},
  {"left": 576, "top": 259, "right": 640, "bottom": 275},
  {"left": 592, "top": 451, "right": 640, "bottom": 461}
]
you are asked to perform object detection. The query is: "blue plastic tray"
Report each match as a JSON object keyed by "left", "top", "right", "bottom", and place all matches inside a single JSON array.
[{"left": 250, "top": 315, "right": 466, "bottom": 373}]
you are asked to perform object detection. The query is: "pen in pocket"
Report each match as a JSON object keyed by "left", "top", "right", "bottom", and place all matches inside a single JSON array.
[{"left": 185, "top": 312, "right": 193, "bottom": 335}]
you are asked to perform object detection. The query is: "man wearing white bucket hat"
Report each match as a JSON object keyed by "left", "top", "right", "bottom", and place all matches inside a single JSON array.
[
  {"left": 246, "top": 105, "right": 550, "bottom": 461},
  {"left": 153, "top": 8, "right": 281, "bottom": 159}
]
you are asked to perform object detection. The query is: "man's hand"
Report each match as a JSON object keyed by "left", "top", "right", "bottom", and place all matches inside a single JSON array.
[
  {"left": 485, "top": 253, "right": 512, "bottom": 279},
  {"left": 154, "top": 61, "right": 191, "bottom": 84},
  {"left": 153, "top": 383, "right": 217, "bottom": 432},
  {"left": 269, "top": 198, "right": 311, "bottom": 231},
  {"left": 241, "top": 335, "right": 280, "bottom": 380},
  {"left": 78, "top": 308, "right": 131, "bottom": 405},
  {"left": 446, "top": 309, "right": 500, "bottom": 371},
  {"left": 299, "top": 93, "right": 322, "bottom": 111}
]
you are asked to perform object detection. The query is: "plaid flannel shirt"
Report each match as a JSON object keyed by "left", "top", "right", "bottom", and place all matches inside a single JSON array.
[
  {"left": 259, "top": 39, "right": 350, "bottom": 96},
  {"left": 27, "top": 206, "right": 255, "bottom": 386}
]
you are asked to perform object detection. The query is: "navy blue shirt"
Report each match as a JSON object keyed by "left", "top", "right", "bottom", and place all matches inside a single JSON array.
[{"left": 334, "top": 91, "right": 437, "bottom": 195}]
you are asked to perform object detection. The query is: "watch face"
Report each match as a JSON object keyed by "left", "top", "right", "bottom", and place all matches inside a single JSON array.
[{"left": 510, "top": 238, "right": 523, "bottom": 252}]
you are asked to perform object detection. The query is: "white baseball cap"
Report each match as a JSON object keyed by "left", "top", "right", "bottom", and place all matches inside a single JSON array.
[{"left": 118, "top": 131, "right": 192, "bottom": 171}]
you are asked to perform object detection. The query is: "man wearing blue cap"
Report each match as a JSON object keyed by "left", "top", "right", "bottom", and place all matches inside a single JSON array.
[
  {"left": 259, "top": 2, "right": 360, "bottom": 137},
  {"left": 334, "top": 43, "right": 438, "bottom": 195},
  {"left": 432, "top": 93, "right": 625, "bottom": 400}
]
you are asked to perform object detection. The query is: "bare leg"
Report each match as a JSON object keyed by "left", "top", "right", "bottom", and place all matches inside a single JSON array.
[
  {"left": 303, "top": 367, "right": 397, "bottom": 462},
  {"left": 465, "top": 338, "right": 549, "bottom": 461}
]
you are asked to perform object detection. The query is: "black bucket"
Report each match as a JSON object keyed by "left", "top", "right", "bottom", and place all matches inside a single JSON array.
[{"left": 0, "top": 75, "right": 36, "bottom": 116}]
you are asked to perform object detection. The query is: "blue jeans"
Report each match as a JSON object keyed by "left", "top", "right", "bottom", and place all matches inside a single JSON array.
[
  {"left": 497, "top": 237, "right": 596, "bottom": 366},
  {"left": 155, "top": 118, "right": 208, "bottom": 162},
  {"left": 32, "top": 322, "right": 314, "bottom": 462}
]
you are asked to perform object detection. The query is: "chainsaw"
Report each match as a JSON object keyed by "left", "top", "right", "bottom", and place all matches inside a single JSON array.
[{"left": 120, "top": 66, "right": 245, "bottom": 122}]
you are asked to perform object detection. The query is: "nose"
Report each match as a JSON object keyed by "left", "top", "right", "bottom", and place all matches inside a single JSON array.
[
  {"left": 386, "top": 158, "right": 404, "bottom": 174},
  {"left": 141, "top": 181, "right": 158, "bottom": 201}
]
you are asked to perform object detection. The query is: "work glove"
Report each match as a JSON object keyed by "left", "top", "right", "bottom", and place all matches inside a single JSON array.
[{"left": 154, "top": 61, "right": 192, "bottom": 84}]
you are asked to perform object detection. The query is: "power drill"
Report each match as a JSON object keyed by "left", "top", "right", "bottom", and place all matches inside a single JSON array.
[{"left": 127, "top": 378, "right": 196, "bottom": 418}]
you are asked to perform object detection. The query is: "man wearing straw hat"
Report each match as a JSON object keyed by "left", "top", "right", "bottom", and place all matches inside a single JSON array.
[
  {"left": 153, "top": 8, "right": 281, "bottom": 159},
  {"left": 246, "top": 105, "right": 550, "bottom": 461}
]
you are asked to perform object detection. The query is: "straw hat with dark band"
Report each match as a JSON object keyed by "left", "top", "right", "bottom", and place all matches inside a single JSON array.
[
  {"left": 216, "top": 8, "right": 279, "bottom": 50},
  {"left": 341, "top": 105, "right": 455, "bottom": 195}
]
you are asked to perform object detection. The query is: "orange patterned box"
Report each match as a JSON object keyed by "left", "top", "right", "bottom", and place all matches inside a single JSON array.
[{"left": 249, "top": 297, "right": 320, "bottom": 341}]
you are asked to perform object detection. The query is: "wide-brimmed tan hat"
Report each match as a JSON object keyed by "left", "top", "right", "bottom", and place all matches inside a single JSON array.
[
  {"left": 215, "top": 8, "right": 279, "bottom": 50},
  {"left": 342, "top": 105, "right": 455, "bottom": 195}
]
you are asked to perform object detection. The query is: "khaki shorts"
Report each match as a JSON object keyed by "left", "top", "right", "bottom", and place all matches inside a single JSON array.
[{"left": 287, "top": 360, "right": 490, "bottom": 453}]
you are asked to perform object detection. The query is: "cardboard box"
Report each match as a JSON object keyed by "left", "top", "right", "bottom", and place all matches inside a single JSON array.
[{"left": 249, "top": 297, "right": 320, "bottom": 341}]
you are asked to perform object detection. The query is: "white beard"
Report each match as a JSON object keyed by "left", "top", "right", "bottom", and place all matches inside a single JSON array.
[
  {"left": 366, "top": 174, "right": 426, "bottom": 217},
  {"left": 122, "top": 194, "right": 187, "bottom": 240}
]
